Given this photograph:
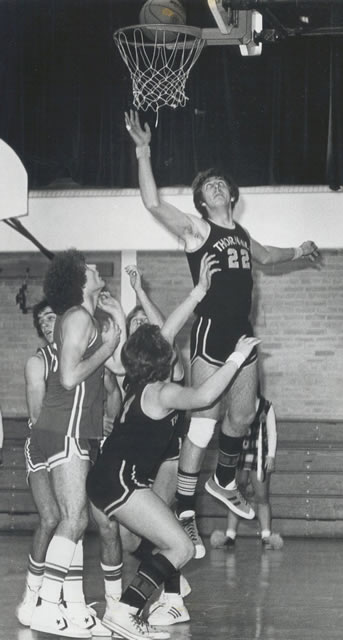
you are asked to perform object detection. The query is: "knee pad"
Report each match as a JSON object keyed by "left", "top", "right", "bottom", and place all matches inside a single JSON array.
[{"left": 187, "top": 417, "right": 217, "bottom": 448}]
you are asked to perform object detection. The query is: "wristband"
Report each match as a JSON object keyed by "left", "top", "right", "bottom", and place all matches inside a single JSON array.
[
  {"left": 226, "top": 351, "right": 245, "bottom": 368},
  {"left": 292, "top": 246, "right": 303, "bottom": 261},
  {"left": 189, "top": 285, "right": 207, "bottom": 303},
  {"left": 136, "top": 145, "right": 151, "bottom": 160}
]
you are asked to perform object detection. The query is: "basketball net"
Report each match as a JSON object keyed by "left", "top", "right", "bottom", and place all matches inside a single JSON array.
[{"left": 114, "top": 25, "right": 205, "bottom": 125}]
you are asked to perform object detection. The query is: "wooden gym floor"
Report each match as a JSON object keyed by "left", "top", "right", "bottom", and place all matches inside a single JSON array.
[{"left": 2, "top": 532, "right": 343, "bottom": 640}]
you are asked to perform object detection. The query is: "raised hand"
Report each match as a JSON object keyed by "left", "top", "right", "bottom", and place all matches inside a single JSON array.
[
  {"left": 124, "top": 110, "right": 151, "bottom": 147},
  {"left": 101, "top": 317, "right": 121, "bottom": 353},
  {"left": 198, "top": 252, "right": 221, "bottom": 293},
  {"left": 125, "top": 265, "right": 142, "bottom": 292},
  {"left": 300, "top": 241, "right": 320, "bottom": 262},
  {"left": 98, "top": 291, "right": 124, "bottom": 320},
  {"left": 234, "top": 334, "right": 261, "bottom": 360}
]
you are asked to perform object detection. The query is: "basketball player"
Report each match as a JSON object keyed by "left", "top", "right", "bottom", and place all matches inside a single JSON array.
[
  {"left": 29, "top": 250, "right": 124, "bottom": 638},
  {"left": 17, "top": 300, "right": 122, "bottom": 633},
  {"left": 86, "top": 253, "right": 260, "bottom": 640},
  {"left": 125, "top": 109, "right": 320, "bottom": 557}
]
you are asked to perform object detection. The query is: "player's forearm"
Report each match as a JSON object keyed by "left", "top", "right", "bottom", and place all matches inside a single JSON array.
[
  {"left": 262, "top": 245, "right": 300, "bottom": 264},
  {"left": 136, "top": 288, "right": 165, "bottom": 327},
  {"left": 60, "top": 344, "right": 113, "bottom": 390},
  {"left": 266, "top": 406, "right": 278, "bottom": 457},
  {"left": 162, "top": 285, "right": 206, "bottom": 343},
  {"left": 137, "top": 151, "right": 161, "bottom": 211},
  {"left": 193, "top": 358, "right": 242, "bottom": 407}
]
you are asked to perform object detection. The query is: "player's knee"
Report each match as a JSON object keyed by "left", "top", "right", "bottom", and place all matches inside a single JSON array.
[
  {"left": 175, "top": 535, "right": 195, "bottom": 567},
  {"left": 41, "top": 509, "right": 60, "bottom": 533},
  {"left": 187, "top": 417, "right": 217, "bottom": 448}
]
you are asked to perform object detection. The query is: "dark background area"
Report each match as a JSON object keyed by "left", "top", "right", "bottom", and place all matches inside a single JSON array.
[{"left": 0, "top": 0, "right": 342, "bottom": 190}]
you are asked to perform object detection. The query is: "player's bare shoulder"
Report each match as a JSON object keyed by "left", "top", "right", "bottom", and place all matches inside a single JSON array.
[{"left": 183, "top": 213, "right": 209, "bottom": 251}]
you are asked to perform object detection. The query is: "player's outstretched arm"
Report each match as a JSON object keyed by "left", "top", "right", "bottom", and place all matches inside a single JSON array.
[
  {"left": 126, "top": 265, "right": 165, "bottom": 327},
  {"left": 161, "top": 253, "right": 220, "bottom": 344},
  {"left": 160, "top": 335, "right": 261, "bottom": 412},
  {"left": 125, "top": 110, "right": 207, "bottom": 247},
  {"left": 251, "top": 237, "right": 320, "bottom": 265}
]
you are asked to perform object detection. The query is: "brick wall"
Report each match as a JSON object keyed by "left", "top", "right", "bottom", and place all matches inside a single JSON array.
[{"left": 0, "top": 249, "right": 342, "bottom": 420}]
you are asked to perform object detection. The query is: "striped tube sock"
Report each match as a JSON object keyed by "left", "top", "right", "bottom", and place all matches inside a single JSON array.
[
  {"left": 39, "top": 536, "right": 76, "bottom": 604},
  {"left": 101, "top": 561, "right": 123, "bottom": 600},
  {"left": 62, "top": 538, "right": 84, "bottom": 603},
  {"left": 26, "top": 555, "right": 45, "bottom": 591},
  {"left": 175, "top": 469, "right": 199, "bottom": 516}
]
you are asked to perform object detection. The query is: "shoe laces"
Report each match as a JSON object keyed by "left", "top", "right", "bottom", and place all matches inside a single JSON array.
[
  {"left": 182, "top": 515, "right": 201, "bottom": 544},
  {"left": 129, "top": 613, "right": 150, "bottom": 635}
]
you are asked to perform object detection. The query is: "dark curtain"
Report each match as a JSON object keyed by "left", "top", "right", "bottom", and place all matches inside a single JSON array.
[{"left": 0, "top": 0, "right": 342, "bottom": 189}]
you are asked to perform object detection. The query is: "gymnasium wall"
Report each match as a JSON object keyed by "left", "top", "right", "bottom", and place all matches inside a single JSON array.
[{"left": 0, "top": 186, "right": 342, "bottom": 420}]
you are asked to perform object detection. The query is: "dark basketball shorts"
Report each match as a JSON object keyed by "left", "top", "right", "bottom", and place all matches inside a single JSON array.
[
  {"left": 86, "top": 457, "right": 152, "bottom": 519},
  {"left": 161, "top": 434, "right": 182, "bottom": 463},
  {"left": 190, "top": 315, "right": 257, "bottom": 367},
  {"left": 25, "top": 429, "right": 91, "bottom": 479}
]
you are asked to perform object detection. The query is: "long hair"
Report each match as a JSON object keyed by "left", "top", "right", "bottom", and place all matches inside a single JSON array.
[
  {"left": 192, "top": 168, "right": 239, "bottom": 218},
  {"left": 121, "top": 324, "right": 173, "bottom": 386},
  {"left": 43, "top": 248, "right": 87, "bottom": 315}
]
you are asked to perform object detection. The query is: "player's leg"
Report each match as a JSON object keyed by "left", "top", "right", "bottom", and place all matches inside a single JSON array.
[
  {"left": 90, "top": 502, "right": 123, "bottom": 608},
  {"left": 31, "top": 449, "right": 91, "bottom": 638},
  {"left": 205, "top": 359, "right": 258, "bottom": 519},
  {"left": 175, "top": 357, "right": 221, "bottom": 558},
  {"left": 16, "top": 468, "right": 60, "bottom": 626},
  {"left": 102, "top": 489, "right": 193, "bottom": 639},
  {"left": 209, "top": 470, "right": 250, "bottom": 549}
]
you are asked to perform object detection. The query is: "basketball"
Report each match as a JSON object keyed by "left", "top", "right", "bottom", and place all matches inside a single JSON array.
[{"left": 139, "top": 0, "right": 186, "bottom": 42}]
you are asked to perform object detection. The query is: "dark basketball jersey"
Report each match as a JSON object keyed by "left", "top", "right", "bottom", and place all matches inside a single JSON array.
[
  {"left": 98, "top": 383, "right": 181, "bottom": 479},
  {"left": 34, "top": 311, "right": 105, "bottom": 439},
  {"left": 186, "top": 221, "right": 253, "bottom": 322}
]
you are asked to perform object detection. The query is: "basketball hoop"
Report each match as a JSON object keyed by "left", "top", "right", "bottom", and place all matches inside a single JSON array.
[{"left": 113, "top": 25, "right": 205, "bottom": 124}]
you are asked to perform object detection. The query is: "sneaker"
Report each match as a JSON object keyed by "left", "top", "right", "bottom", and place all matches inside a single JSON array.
[
  {"left": 205, "top": 476, "right": 255, "bottom": 519},
  {"left": 149, "top": 595, "right": 190, "bottom": 626},
  {"left": 176, "top": 511, "right": 206, "bottom": 559},
  {"left": 30, "top": 599, "right": 91, "bottom": 638},
  {"left": 102, "top": 602, "right": 170, "bottom": 640},
  {"left": 16, "top": 586, "right": 40, "bottom": 626},
  {"left": 61, "top": 601, "right": 111, "bottom": 637}
]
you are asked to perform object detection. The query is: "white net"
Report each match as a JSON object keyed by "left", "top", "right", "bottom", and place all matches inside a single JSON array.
[{"left": 114, "top": 26, "right": 205, "bottom": 117}]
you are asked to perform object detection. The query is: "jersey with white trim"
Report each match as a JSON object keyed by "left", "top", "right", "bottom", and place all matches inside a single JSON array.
[
  {"left": 33, "top": 313, "right": 105, "bottom": 438},
  {"left": 99, "top": 382, "right": 181, "bottom": 479},
  {"left": 186, "top": 220, "right": 253, "bottom": 322},
  {"left": 27, "top": 344, "right": 58, "bottom": 430},
  {"left": 38, "top": 343, "right": 58, "bottom": 381}
]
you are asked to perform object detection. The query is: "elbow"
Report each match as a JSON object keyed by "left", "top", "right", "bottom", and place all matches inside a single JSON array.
[{"left": 60, "top": 373, "right": 76, "bottom": 391}]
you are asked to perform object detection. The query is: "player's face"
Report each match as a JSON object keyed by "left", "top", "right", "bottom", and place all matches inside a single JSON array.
[
  {"left": 129, "top": 310, "right": 149, "bottom": 335},
  {"left": 85, "top": 263, "right": 105, "bottom": 290},
  {"left": 201, "top": 177, "right": 231, "bottom": 209},
  {"left": 38, "top": 306, "right": 56, "bottom": 344}
]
